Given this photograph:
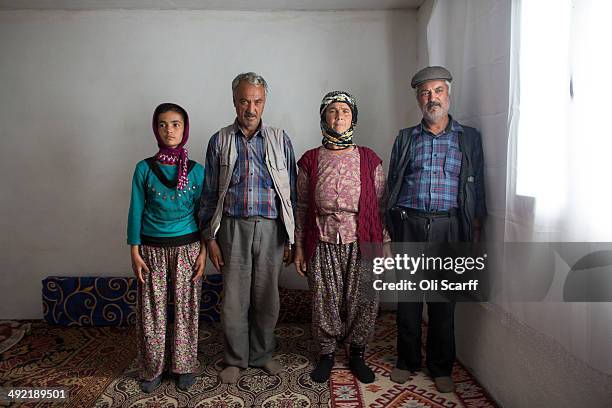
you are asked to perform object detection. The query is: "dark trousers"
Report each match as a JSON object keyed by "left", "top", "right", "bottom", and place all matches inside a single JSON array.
[{"left": 390, "top": 207, "right": 460, "bottom": 377}]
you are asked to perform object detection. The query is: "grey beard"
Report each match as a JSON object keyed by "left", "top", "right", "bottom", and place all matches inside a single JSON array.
[{"left": 423, "top": 108, "right": 447, "bottom": 123}]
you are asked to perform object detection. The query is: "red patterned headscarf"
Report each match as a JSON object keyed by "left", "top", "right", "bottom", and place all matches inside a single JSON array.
[{"left": 152, "top": 103, "right": 190, "bottom": 191}]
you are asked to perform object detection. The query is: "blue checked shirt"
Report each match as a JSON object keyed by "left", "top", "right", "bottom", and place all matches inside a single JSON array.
[
  {"left": 396, "top": 119, "right": 463, "bottom": 211},
  {"left": 200, "top": 122, "right": 297, "bottom": 226}
]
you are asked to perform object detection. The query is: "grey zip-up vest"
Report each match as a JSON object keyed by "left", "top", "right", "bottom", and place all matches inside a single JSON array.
[{"left": 204, "top": 122, "right": 295, "bottom": 243}]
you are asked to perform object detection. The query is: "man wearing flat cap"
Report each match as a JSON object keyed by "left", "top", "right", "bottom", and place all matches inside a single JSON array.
[{"left": 385, "top": 66, "right": 486, "bottom": 393}]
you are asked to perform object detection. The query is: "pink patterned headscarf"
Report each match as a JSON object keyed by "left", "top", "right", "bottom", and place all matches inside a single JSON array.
[{"left": 152, "top": 103, "right": 190, "bottom": 191}]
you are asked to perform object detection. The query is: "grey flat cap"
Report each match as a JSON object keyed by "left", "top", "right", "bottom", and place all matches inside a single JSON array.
[{"left": 411, "top": 66, "right": 453, "bottom": 88}]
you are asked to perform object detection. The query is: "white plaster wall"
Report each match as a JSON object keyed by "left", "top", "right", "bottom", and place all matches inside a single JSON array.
[{"left": 0, "top": 9, "right": 418, "bottom": 319}]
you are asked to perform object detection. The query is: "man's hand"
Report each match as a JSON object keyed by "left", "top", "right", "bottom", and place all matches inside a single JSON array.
[
  {"left": 130, "top": 245, "right": 149, "bottom": 284},
  {"left": 283, "top": 243, "right": 294, "bottom": 266},
  {"left": 192, "top": 244, "right": 207, "bottom": 282},
  {"left": 207, "top": 239, "right": 225, "bottom": 272},
  {"left": 294, "top": 246, "right": 307, "bottom": 277}
]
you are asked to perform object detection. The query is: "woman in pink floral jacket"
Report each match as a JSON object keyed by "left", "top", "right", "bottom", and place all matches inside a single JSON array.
[{"left": 294, "top": 91, "right": 390, "bottom": 384}]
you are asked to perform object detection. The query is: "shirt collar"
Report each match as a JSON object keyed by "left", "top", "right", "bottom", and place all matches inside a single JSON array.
[
  {"left": 418, "top": 114, "right": 462, "bottom": 137},
  {"left": 233, "top": 119, "right": 263, "bottom": 138}
]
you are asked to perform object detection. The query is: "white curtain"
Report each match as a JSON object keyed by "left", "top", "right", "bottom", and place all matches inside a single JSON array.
[
  {"left": 422, "top": 0, "right": 612, "bottom": 379},
  {"left": 506, "top": 0, "right": 612, "bottom": 374}
]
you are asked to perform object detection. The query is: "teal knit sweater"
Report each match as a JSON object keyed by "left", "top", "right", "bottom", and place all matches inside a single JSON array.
[{"left": 127, "top": 159, "right": 205, "bottom": 245}]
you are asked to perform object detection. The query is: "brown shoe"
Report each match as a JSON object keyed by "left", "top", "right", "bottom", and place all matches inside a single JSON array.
[{"left": 434, "top": 376, "right": 455, "bottom": 393}]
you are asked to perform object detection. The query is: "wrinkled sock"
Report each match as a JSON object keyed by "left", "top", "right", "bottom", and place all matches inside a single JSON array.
[
  {"left": 434, "top": 376, "right": 455, "bottom": 393},
  {"left": 262, "top": 359, "right": 283, "bottom": 375},
  {"left": 177, "top": 373, "right": 196, "bottom": 391},
  {"left": 390, "top": 367, "right": 412, "bottom": 384},
  {"left": 139, "top": 375, "right": 162, "bottom": 393},
  {"left": 219, "top": 366, "right": 241, "bottom": 384}
]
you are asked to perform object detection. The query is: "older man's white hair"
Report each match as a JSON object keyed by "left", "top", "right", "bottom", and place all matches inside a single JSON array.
[{"left": 231, "top": 72, "right": 269, "bottom": 97}]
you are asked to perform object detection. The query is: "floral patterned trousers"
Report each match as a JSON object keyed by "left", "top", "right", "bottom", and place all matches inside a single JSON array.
[
  {"left": 137, "top": 242, "right": 202, "bottom": 380},
  {"left": 308, "top": 241, "right": 379, "bottom": 355}
]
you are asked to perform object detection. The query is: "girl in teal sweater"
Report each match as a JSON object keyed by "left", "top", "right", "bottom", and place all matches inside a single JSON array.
[{"left": 127, "top": 103, "right": 205, "bottom": 393}]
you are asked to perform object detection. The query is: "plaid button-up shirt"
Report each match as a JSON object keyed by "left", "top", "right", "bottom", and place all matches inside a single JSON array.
[
  {"left": 200, "top": 121, "right": 297, "bottom": 225},
  {"left": 396, "top": 118, "right": 463, "bottom": 211}
]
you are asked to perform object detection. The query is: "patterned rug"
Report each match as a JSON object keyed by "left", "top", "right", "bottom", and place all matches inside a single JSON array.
[
  {"left": 0, "top": 323, "right": 137, "bottom": 408},
  {"left": 0, "top": 321, "right": 31, "bottom": 354},
  {"left": 1, "top": 313, "right": 498, "bottom": 407}
]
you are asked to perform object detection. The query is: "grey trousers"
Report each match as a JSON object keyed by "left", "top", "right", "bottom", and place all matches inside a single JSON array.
[{"left": 217, "top": 216, "right": 285, "bottom": 368}]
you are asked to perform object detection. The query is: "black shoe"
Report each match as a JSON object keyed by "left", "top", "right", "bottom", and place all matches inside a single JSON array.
[
  {"left": 349, "top": 345, "right": 375, "bottom": 384},
  {"left": 139, "top": 375, "right": 162, "bottom": 393},
  {"left": 177, "top": 373, "right": 196, "bottom": 391},
  {"left": 310, "top": 353, "right": 335, "bottom": 383}
]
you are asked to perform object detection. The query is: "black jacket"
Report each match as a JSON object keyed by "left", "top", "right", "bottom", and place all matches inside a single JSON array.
[{"left": 385, "top": 119, "right": 486, "bottom": 241}]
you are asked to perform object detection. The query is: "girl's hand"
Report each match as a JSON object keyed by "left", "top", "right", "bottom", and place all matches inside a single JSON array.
[
  {"left": 130, "top": 245, "right": 150, "bottom": 284},
  {"left": 192, "top": 247, "right": 206, "bottom": 282}
]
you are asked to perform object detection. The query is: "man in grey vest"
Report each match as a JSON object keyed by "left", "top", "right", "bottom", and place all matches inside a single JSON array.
[
  {"left": 385, "top": 66, "right": 486, "bottom": 393},
  {"left": 199, "top": 72, "right": 297, "bottom": 384}
]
